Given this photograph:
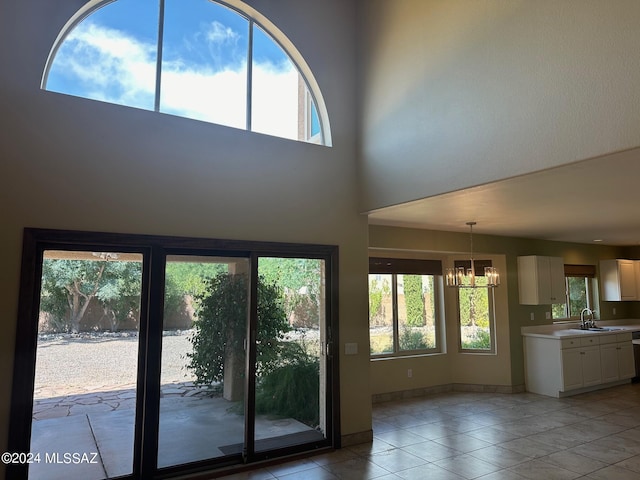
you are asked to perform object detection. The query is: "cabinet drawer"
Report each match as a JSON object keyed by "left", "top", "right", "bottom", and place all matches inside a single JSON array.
[
  {"left": 580, "top": 336, "right": 600, "bottom": 347},
  {"left": 599, "top": 335, "right": 617, "bottom": 345},
  {"left": 617, "top": 332, "right": 632, "bottom": 342},
  {"left": 561, "top": 338, "right": 580, "bottom": 349}
]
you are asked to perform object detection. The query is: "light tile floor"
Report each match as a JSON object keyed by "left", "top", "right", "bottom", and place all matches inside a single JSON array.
[{"left": 219, "top": 382, "right": 640, "bottom": 479}]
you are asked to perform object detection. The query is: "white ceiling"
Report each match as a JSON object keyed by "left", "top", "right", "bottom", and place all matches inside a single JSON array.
[{"left": 368, "top": 147, "right": 640, "bottom": 247}]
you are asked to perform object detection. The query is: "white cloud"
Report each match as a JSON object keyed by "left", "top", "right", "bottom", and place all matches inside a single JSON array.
[
  {"left": 251, "top": 62, "right": 299, "bottom": 139},
  {"left": 55, "top": 22, "right": 157, "bottom": 108},
  {"left": 206, "top": 20, "right": 239, "bottom": 46},
  {"left": 49, "top": 21, "right": 303, "bottom": 140},
  {"left": 160, "top": 66, "right": 248, "bottom": 129}
]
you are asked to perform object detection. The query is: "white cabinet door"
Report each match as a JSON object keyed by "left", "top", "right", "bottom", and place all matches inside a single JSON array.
[
  {"left": 618, "top": 343, "right": 636, "bottom": 379},
  {"left": 548, "top": 256, "right": 566, "bottom": 304},
  {"left": 600, "top": 340, "right": 635, "bottom": 382},
  {"left": 561, "top": 348, "right": 584, "bottom": 391},
  {"left": 582, "top": 346, "right": 602, "bottom": 387},
  {"left": 600, "top": 259, "right": 638, "bottom": 301},
  {"left": 619, "top": 261, "right": 637, "bottom": 300},
  {"left": 518, "top": 255, "right": 565, "bottom": 305},
  {"left": 600, "top": 343, "right": 619, "bottom": 383},
  {"left": 562, "top": 345, "right": 602, "bottom": 391}
]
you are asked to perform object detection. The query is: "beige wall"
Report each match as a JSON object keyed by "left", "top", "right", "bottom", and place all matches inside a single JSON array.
[
  {"left": 368, "top": 247, "right": 512, "bottom": 395},
  {"left": 358, "top": 0, "right": 640, "bottom": 211},
  {"left": 369, "top": 225, "right": 628, "bottom": 392},
  {"left": 369, "top": 244, "right": 512, "bottom": 395},
  {"left": 0, "top": 0, "right": 371, "bottom": 465}
]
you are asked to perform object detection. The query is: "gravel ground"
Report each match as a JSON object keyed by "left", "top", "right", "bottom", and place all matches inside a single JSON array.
[
  {"left": 34, "top": 330, "right": 196, "bottom": 397},
  {"left": 34, "top": 328, "right": 321, "bottom": 398}
]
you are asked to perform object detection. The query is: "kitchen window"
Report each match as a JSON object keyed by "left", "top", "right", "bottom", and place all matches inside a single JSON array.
[
  {"left": 552, "top": 265, "right": 596, "bottom": 320},
  {"left": 368, "top": 258, "right": 442, "bottom": 357}
]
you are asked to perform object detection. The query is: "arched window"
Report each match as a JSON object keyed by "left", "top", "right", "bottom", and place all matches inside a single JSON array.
[{"left": 43, "top": 0, "right": 331, "bottom": 146}]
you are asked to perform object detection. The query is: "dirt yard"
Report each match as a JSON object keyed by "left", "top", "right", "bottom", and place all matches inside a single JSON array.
[{"left": 34, "top": 330, "right": 196, "bottom": 398}]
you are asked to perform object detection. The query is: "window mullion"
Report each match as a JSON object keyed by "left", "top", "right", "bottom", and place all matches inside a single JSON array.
[
  {"left": 246, "top": 19, "right": 253, "bottom": 131},
  {"left": 392, "top": 274, "right": 399, "bottom": 354},
  {"left": 565, "top": 277, "right": 571, "bottom": 317},
  {"left": 154, "top": 0, "right": 165, "bottom": 112},
  {"left": 434, "top": 278, "right": 441, "bottom": 352}
]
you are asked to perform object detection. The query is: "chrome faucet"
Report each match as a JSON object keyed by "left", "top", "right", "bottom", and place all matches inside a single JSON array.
[{"left": 580, "top": 308, "right": 595, "bottom": 329}]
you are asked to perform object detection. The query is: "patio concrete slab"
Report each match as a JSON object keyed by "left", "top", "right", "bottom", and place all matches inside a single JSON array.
[
  {"left": 89, "top": 409, "right": 135, "bottom": 478},
  {"left": 29, "top": 414, "right": 106, "bottom": 480},
  {"left": 29, "top": 387, "right": 318, "bottom": 478},
  {"left": 158, "top": 397, "right": 314, "bottom": 468},
  {"left": 158, "top": 402, "right": 241, "bottom": 467}
]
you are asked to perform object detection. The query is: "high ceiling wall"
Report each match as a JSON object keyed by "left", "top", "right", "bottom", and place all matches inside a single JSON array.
[{"left": 357, "top": 0, "right": 640, "bottom": 211}]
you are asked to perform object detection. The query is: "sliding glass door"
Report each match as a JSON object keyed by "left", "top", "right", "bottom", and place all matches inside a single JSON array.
[
  {"left": 158, "top": 255, "right": 249, "bottom": 468},
  {"left": 157, "top": 254, "right": 331, "bottom": 470},
  {"left": 29, "top": 250, "right": 143, "bottom": 480},
  {"left": 252, "top": 257, "right": 327, "bottom": 453},
  {"left": 9, "top": 230, "right": 338, "bottom": 479}
]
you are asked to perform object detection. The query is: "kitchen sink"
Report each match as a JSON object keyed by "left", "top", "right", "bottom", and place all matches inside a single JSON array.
[{"left": 570, "top": 327, "right": 622, "bottom": 332}]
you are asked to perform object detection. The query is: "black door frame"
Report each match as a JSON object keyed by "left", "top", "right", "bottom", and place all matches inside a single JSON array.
[{"left": 8, "top": 228, "right": 340, "bottom": 479}]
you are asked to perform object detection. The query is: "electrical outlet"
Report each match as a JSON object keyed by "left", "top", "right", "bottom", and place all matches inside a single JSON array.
[
  {"left": 407, "top": 369, "right": 413, "bottom": 378},
  {"left": 530, "top": 312, "right": 535, "bottom": 321},
  {"left": 545, "top": 312, "right": 551, "bottom": 320},
  {"left": 613, "top": 307, "right": 617, "bottom": 315}
]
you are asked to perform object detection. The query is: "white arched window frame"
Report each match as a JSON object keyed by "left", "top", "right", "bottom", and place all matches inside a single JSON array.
[{"left": 42, "top": 0, "right": 332, "bottom": 146}]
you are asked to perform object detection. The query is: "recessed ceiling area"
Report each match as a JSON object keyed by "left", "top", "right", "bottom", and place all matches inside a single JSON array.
[{"left": 367, "top": 147, "right": 640, "bottom": 246}]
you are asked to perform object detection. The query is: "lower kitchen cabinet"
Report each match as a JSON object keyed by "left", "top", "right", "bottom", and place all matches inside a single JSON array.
[
  {"left": 600, "top": 334, "right": 635, "bottom": 383},
  {"left": 619, "top": 343, "right": 636, "bottom": 378},
  {"left": 560, "top": 347, "right": 583, "bottom": 391},
  {"left": 524, "top": 332, "right": 633, "bottom": 398},
  {"left": 561, "top": 343, "right": 601, "bottom": 391}
]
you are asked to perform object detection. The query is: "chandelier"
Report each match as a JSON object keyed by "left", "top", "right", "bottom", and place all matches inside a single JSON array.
[{"left": 445, "top": 222, "right": 500, "bottom": 288}]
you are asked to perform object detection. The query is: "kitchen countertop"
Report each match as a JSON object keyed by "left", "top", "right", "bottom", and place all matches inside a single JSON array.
[{"left": 522, "top": 319, "right": 640, "bottom": 339}]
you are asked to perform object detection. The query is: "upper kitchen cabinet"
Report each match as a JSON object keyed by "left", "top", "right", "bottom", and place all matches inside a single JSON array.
[
  {"left": 518, "top": 255, "right": 565, "bottom": 305},
  {"left": 600, "top": 259, "right": 637, "bottom": 301}
]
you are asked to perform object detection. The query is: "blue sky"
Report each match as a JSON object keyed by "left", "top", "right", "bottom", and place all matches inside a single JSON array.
[{"left": 45, "top": 0, "right": 307, "bottom": 139}]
